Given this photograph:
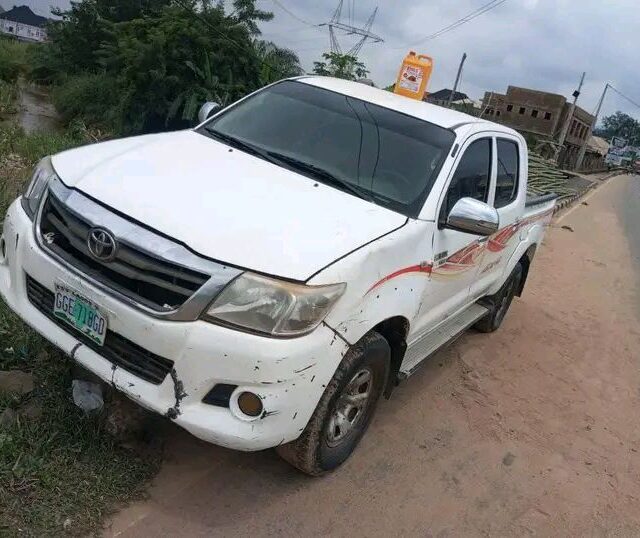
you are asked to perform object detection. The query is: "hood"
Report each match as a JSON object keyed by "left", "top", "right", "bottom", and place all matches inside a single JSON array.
[{"left": 51, "top": 131, "right": 406, "bottom": 281}]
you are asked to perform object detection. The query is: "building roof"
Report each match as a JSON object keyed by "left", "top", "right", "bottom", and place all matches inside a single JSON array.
[
  {"left": 0, "top": 5, "right": 48, "bottom": 27},
  {"left": 298, "top": 76, "right": 500, "bottom": 131},
  {"left": 426, "top": 89, "right": 469, "bottom": 102},
  {"left": 587, "top": 135, "right": 610, "bottom": 155}
]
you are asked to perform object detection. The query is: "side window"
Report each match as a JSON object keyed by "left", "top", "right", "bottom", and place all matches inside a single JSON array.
[
  {"left": 495, "top": 139, "right": 520, "bottom": 208},
  {"left": 442, "top": 138, "right": 492, "bottom": 219}
]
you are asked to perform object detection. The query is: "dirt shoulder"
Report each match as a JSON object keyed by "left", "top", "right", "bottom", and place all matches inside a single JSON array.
[{"left": 108, "top": 175, "right": 640, "bottom": 537}]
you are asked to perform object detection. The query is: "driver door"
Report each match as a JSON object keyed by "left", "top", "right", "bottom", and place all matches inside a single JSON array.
[{"left": 411, "top": 136, "right": 494, "bottom": 338}]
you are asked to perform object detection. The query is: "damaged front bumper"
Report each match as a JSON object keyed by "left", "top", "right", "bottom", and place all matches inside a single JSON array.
[{"left": 0, "top": 199, "right": 349, "bottom": 451}]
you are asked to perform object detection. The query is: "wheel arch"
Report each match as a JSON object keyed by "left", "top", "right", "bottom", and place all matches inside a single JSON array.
[
  {"left": 515, "top": 243, "right": 537, "bottom": 296},
  {"left": 371, "top": 316, "right": 410, "bottom": 398}
]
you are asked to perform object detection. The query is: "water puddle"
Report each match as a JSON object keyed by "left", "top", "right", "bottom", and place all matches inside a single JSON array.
[
  {"left": 1, "top": 82, "right": 61, "bottom": 134},
  {"left": 17, "top": 83, "right": 61, "bottom": 133}
]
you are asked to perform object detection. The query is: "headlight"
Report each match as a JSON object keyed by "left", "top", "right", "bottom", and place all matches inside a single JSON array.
[
  {"left": 204, "top": 273, "right": 346, "bottom": 337},
  {"left": 21, "top": 156, "right": 57, "bottom": 220}
]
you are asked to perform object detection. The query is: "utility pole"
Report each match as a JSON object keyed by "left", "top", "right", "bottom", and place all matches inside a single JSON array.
[
  {"left": 575, "top": 83, "right": 610, "bottom": 171},
  {"left": 554, "top": 71, "right": 585, "bottom": 162},
  {"left": 480, "top": 91, "right": 494, "bottom": 118},
  {"left": 446, "top": 52, "right": 467, "bottom": 108}
]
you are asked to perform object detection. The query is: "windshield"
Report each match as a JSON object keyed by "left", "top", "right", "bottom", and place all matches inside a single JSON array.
[{"left": 199, "top": 80, "right": 455, "bottom": 217}]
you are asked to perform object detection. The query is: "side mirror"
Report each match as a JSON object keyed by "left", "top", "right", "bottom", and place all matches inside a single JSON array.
[
  {"left": 446, "top": 197, "right": 499, "bottom": 236},
  {"left": 198, "top": 102, "right": 223, "bottom": 124}
]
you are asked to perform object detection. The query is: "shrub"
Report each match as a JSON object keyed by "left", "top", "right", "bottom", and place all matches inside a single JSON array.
[
  {"left": 52, "top": 73, "right": 122, "bottom": 132},
  {"left": 0, "top": 38, "right": 30, "bottom": 83},
  {"left": 0, "top": 80, "right": 18, "bottom": 115}
]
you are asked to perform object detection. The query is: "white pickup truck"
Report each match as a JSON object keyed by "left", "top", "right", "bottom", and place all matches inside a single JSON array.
[{"left": 0, "top": 77, "right": 555, "bottom": 475}]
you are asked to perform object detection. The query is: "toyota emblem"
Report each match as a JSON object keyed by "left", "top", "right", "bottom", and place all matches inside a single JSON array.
[{"left": 87, "top": 227, "right": 118, "bottom": 262}]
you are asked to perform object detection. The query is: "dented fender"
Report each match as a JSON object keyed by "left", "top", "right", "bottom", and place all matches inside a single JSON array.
[{"left": 310, "top": 219, "right": 433, "bottom": 345}]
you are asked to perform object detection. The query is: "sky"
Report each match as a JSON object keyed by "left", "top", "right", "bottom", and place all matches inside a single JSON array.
[{"left": 13, "top": 0, "right": 640, "bottom": 124}]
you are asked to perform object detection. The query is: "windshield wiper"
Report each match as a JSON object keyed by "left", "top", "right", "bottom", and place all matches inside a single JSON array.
[
  {"left": 205, "top": 130, "right": 375, "bottom": 204},
  {"left": 266, "top": 152, "right": 374, "bottom": 203},
  {"left": 205, "top": 128, "right": 284, "bottom": 167}
]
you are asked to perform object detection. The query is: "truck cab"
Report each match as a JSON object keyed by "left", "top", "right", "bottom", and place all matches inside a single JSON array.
[{"left": 0, "top": 77, "right": 555, "bottom": 475}]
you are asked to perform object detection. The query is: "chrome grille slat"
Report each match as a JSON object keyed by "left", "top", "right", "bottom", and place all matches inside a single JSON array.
[
  {"left": 40, "top": 189, "right": 211, "bottom": 311},
  {"left": 115, "top": 246, "right": 209, "bottom": 286},
  {"left": 36, "top": 178, "right": 244, "bottom": 321},
  {"left": 47, "top": 203, "right": 206, "bottom": 288}
]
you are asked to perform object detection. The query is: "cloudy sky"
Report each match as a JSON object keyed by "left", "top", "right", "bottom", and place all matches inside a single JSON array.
[{"left": 16, "top": 0, "right": 640, "bottom": 123}]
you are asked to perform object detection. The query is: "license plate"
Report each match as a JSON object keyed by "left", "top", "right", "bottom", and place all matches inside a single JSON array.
[{"left": 54, "top": 283, "right": 108, "bottom": 346}]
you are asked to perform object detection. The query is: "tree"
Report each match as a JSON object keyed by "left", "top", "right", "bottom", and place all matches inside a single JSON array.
[
  {"left": 231, "top": 0, "right": 274, "bottom": 35},
  {"left": 254, "top": 40, "right": 303, "bottom": 85},
  {"left": 30, "top": 0, "right": 173, "bottom": 81},
  {"left": 313, "top": 52, "right": 369, "bottom": 81},
  {"left": 34, "top": 0, "right": 291, "bottom": 134},
  {"left": 99, "top": 3, "right": 264, "bottom": 132},
  {"left": 600, "top": 111, "right": 640, "bottom": 146}
]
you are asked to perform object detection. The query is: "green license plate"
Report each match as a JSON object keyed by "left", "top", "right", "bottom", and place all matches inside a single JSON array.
[{"left": 54, "top": 283, "right": 108, "bottom": 346}]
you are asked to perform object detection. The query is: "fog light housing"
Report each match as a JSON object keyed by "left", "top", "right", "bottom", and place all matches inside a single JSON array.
[{"left": 237, "top": 391, "right": 263, "bottom": 417}]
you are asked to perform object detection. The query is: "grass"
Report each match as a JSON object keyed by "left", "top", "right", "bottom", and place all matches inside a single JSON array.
[
  {"left": 0, "top": 123, "right": 161, "bottom": 536},
  {"left": 0, "top": 80, "right": 18, "bottom": 116},
  {"left": 0, "top": 38, "right": 30, "bottom": 83}
]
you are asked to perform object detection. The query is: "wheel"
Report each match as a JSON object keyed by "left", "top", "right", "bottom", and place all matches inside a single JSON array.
[
  {"left": 276, "top": 331, "right": 390, "bottom": 476},
  {"left": 474, "top": 262, "right": 523, "bottom": 333}
]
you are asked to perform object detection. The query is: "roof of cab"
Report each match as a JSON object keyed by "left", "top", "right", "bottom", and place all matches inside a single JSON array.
[{"left": 296, "top": 76, "right": 507, "bottom": 132}]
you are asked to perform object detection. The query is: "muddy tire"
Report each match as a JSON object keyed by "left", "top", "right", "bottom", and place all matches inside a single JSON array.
[
  {"left": 475, "top": 262, "right": 523, "bottom": 333},
  {"left": 276, "top": 331, "right": 390, "bottom": 476}
]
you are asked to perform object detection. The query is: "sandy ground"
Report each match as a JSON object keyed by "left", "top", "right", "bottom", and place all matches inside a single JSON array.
[{"left": 107, "top": 174, "right": 640, "bottom": 537}]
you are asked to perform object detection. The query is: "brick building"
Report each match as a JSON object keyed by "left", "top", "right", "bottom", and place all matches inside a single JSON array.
[{"left": 481, "top": 86, "right": 596, "bottom": 170}]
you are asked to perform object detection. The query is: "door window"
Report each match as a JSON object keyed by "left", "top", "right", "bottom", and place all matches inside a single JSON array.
[
  {"left": 442, "top": 138, "right": 492, "bottom": 219},
  {"left": 495, "top": 139, "right": 519, "bottom": 208}
]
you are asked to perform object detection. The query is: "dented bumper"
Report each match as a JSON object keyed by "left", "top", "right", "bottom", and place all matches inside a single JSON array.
[{"left": 0, "top": 200, "right": 348, "bottom": 450}]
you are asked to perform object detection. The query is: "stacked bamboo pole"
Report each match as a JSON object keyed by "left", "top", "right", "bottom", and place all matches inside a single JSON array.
[{"left": 527, "top": 152, "right": 577, "bottom": 201}]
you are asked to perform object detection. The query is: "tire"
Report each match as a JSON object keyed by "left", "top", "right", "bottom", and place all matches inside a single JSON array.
[
  {"left": 276, "top": 331, "right": 390, "bottom": 476},
  {"left": 474, "top": 262, "right": 523, "bottom": 333}
]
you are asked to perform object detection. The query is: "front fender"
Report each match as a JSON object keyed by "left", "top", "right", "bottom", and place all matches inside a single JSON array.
[{"left": 310, "top": 220, "right": 433, "bottom": 346}]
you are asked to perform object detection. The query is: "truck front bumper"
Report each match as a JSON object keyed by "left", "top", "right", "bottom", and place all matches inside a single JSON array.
[{"left": 0, "top": 199, "right": 348, "bottom": 451}]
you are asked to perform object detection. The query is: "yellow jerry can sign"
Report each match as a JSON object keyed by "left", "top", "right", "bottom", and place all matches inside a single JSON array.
[{"left": 394, "top": 52, "right": 434, "bottom": 101}]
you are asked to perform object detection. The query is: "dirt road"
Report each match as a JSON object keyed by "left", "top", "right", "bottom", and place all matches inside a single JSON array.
[{"left": 108, "top": 175, "right": 640, "bottom": 537}]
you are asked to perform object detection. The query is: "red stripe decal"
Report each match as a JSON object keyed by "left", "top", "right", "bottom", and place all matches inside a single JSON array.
[
  {"left": 365, "top": 206, "right": 554, "bottom": 295},
  {"left": 367, "top": 264, "right": 432, "bottom": 294}
]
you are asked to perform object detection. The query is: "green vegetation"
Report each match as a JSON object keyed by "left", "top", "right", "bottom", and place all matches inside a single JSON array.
[
  {"left": 0, "top": 37, "right": 30, "bottom": 83},
  {"left": 0, "top": 124, "right": 161, "bottom": 537},
  {"left": 30, "top": 0, "right": 303, "bottom": 135},
  {"left": 0, "top": 38, "right": 31, "bottom": 117},
  {"left": 0, "top": 80, "right": 18, "bottom": 116},
  {"left": 599, "top": 111, "right": 640, "bottom": 146},
  {"left": 313, "top": 51, "right": 369, "bottom": 81}
]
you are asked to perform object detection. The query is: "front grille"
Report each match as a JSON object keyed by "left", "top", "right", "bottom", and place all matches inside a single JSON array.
[
  {"left": 26, "top": 274, "right": 174, "bottom": 385},
  {"left": 39, "top": 192, "right": 209, "bottom": 311}
]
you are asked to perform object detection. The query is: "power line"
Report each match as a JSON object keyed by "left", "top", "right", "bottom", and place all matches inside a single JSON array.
[
  {"left": 261, "top": 33, "right": 327, "bottom": 46},
  {"left": 392, "top": 0, "right": 508, "bottom": 49},
  {"left": 418, "top": 0, "right": 508, "bottom": 43},
  {"left": 608, "top": 84, "right": 640, "bottom": 112},
  {"left": 259, "top": 26, "right": 324, "bottom": 40},
  {"left": 173, "top": 0, "right": 293, "bottom": 78},
  {"left": 270, "top": 0, "right": 323, "bottom": 31}
]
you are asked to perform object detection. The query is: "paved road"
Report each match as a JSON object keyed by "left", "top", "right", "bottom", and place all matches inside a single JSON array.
[{"left": 108, "top": 175, "right": 640, "bottom": 537}]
